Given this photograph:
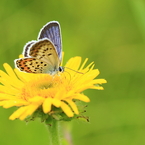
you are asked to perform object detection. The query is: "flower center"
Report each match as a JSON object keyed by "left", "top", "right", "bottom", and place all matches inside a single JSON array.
[{"left": 20, "top": 74, "right": 63, "bottom": 100}]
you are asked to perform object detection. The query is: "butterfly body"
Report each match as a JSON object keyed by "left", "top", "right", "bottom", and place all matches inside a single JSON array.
[{"left": 15, "top": 21, "right": 63, "bottom": 75}]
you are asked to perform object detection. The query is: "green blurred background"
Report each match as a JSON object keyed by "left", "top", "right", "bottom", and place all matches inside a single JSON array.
[{"left": 0, "top": 0, "right": 145, "bottom": 145}]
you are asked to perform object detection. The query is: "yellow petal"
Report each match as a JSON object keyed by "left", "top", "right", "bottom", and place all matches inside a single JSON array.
[
  {"left": 65, "top": 99, "right": 79, "bottom": 114},
  {"left": 0, "top": 93, "right": 17, "bottom": 100},
  {"left": 60, "top": 101, "right": 74, "bottom": 117},
  {"left": 0, "top": 70, "right": 12, "bottom": 86},
  {"left": 3, "top": 63, "right": 17, "bottom": 80},
  {"left": 0, "top": 101, "right": 7, "bottom": 106},
  {"left": 90, "top": 86, "right": 104, "bottom": 90},
  {"left": 3, "top": 100, "right": 28, "bottom": 108},
  {"left": 52, "top": 98, "right": 61, "bottom": 107},
  {"left": 19, "top": 104, "right": 39, "bottom": 120},
  {"left": 14, "top": 68, "right": 35, "bottom": 82},
  {"left": 29, "top": 96, "right": 44, "bottom": 105},
  {"left": 19, "top": 54, "right": 24, "bottom": 58},
  {"left": 0, "top": 85, "right": 19, "bottom": 95},
  {"left": 9, "top": 106, "right": 27, "bottom": 120},
  {"left": 42, "top": 97, "right": 52, "bottom": 113},
  {"left": 65, "top": 57, "right": 81, "bottom": 71},
  {"left": 79, "top": 58, "right": 88, "bottom": 70},
  {"left": 92, "top": 79, "right": 107, "bottom": 84},
  {"left": 3, "top": 63, "right": 24, "bottom": 87},
  {"left": 73, "top": 94, "right": 90, "bottom": 102}
]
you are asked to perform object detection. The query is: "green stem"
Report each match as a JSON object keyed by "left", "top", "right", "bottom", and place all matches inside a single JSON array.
[{"left": 47, "top": 119, "right": 61, "bottom": 145}]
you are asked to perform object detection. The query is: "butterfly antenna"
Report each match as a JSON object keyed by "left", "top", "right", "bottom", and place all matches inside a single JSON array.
[{"left": 64, "top": 67, "right": 84, "bottom": 74}]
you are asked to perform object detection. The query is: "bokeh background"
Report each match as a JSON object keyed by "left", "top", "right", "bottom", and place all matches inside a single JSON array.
[{"left": 0, "top": 0, "right": 145, "bottom": 145}]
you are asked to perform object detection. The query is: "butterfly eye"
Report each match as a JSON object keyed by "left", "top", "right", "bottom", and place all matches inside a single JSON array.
[{"left": 59, "top": 66, "right": 64, "bottom": 72}]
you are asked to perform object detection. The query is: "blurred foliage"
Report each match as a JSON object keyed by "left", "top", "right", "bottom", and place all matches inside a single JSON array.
[{"left": 0, "top": 0, "right": 145, "bottom": 145}]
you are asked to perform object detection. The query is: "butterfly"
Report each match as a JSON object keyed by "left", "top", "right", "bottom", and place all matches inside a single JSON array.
[{"left": 15, "top": 21, "right": 63, "bottom": 75}]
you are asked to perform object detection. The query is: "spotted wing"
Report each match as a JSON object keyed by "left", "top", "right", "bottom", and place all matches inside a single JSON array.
[
  {"left": 28, "top": 39, "right": 60, "bottom": 69},
  {"left": 15, "top": 58, "right": 56, "bottom": 74},
  {"left": 38, "top": 21, "right": 62, "bottom": 61}
]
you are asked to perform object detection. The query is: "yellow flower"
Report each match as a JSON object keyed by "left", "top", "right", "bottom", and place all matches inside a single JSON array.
[{"left": 0, "top": 56, "right": 106, "bottom": 121}]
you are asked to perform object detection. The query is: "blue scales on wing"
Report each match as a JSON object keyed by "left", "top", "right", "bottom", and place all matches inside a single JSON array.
[{"left": 38, "top": 21, "right": 62, "bottom": 61}]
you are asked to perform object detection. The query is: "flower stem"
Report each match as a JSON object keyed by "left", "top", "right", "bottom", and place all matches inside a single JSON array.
[{"left": 47, "top": 119, "right": 61, "bottom": 145}]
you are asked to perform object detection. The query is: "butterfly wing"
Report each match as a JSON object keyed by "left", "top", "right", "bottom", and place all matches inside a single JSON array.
[
  {"left": 15, "top": 58, "right": 57, "bottom": 74},
  {"left": 28, "top": 39, "right": 60, "bottom": 69},
  {"left": 38, "top": 21, "right": 62, "bottom": 61},
  {"left": 23, "top": 40, "right": 36, "bottom": 57}
]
